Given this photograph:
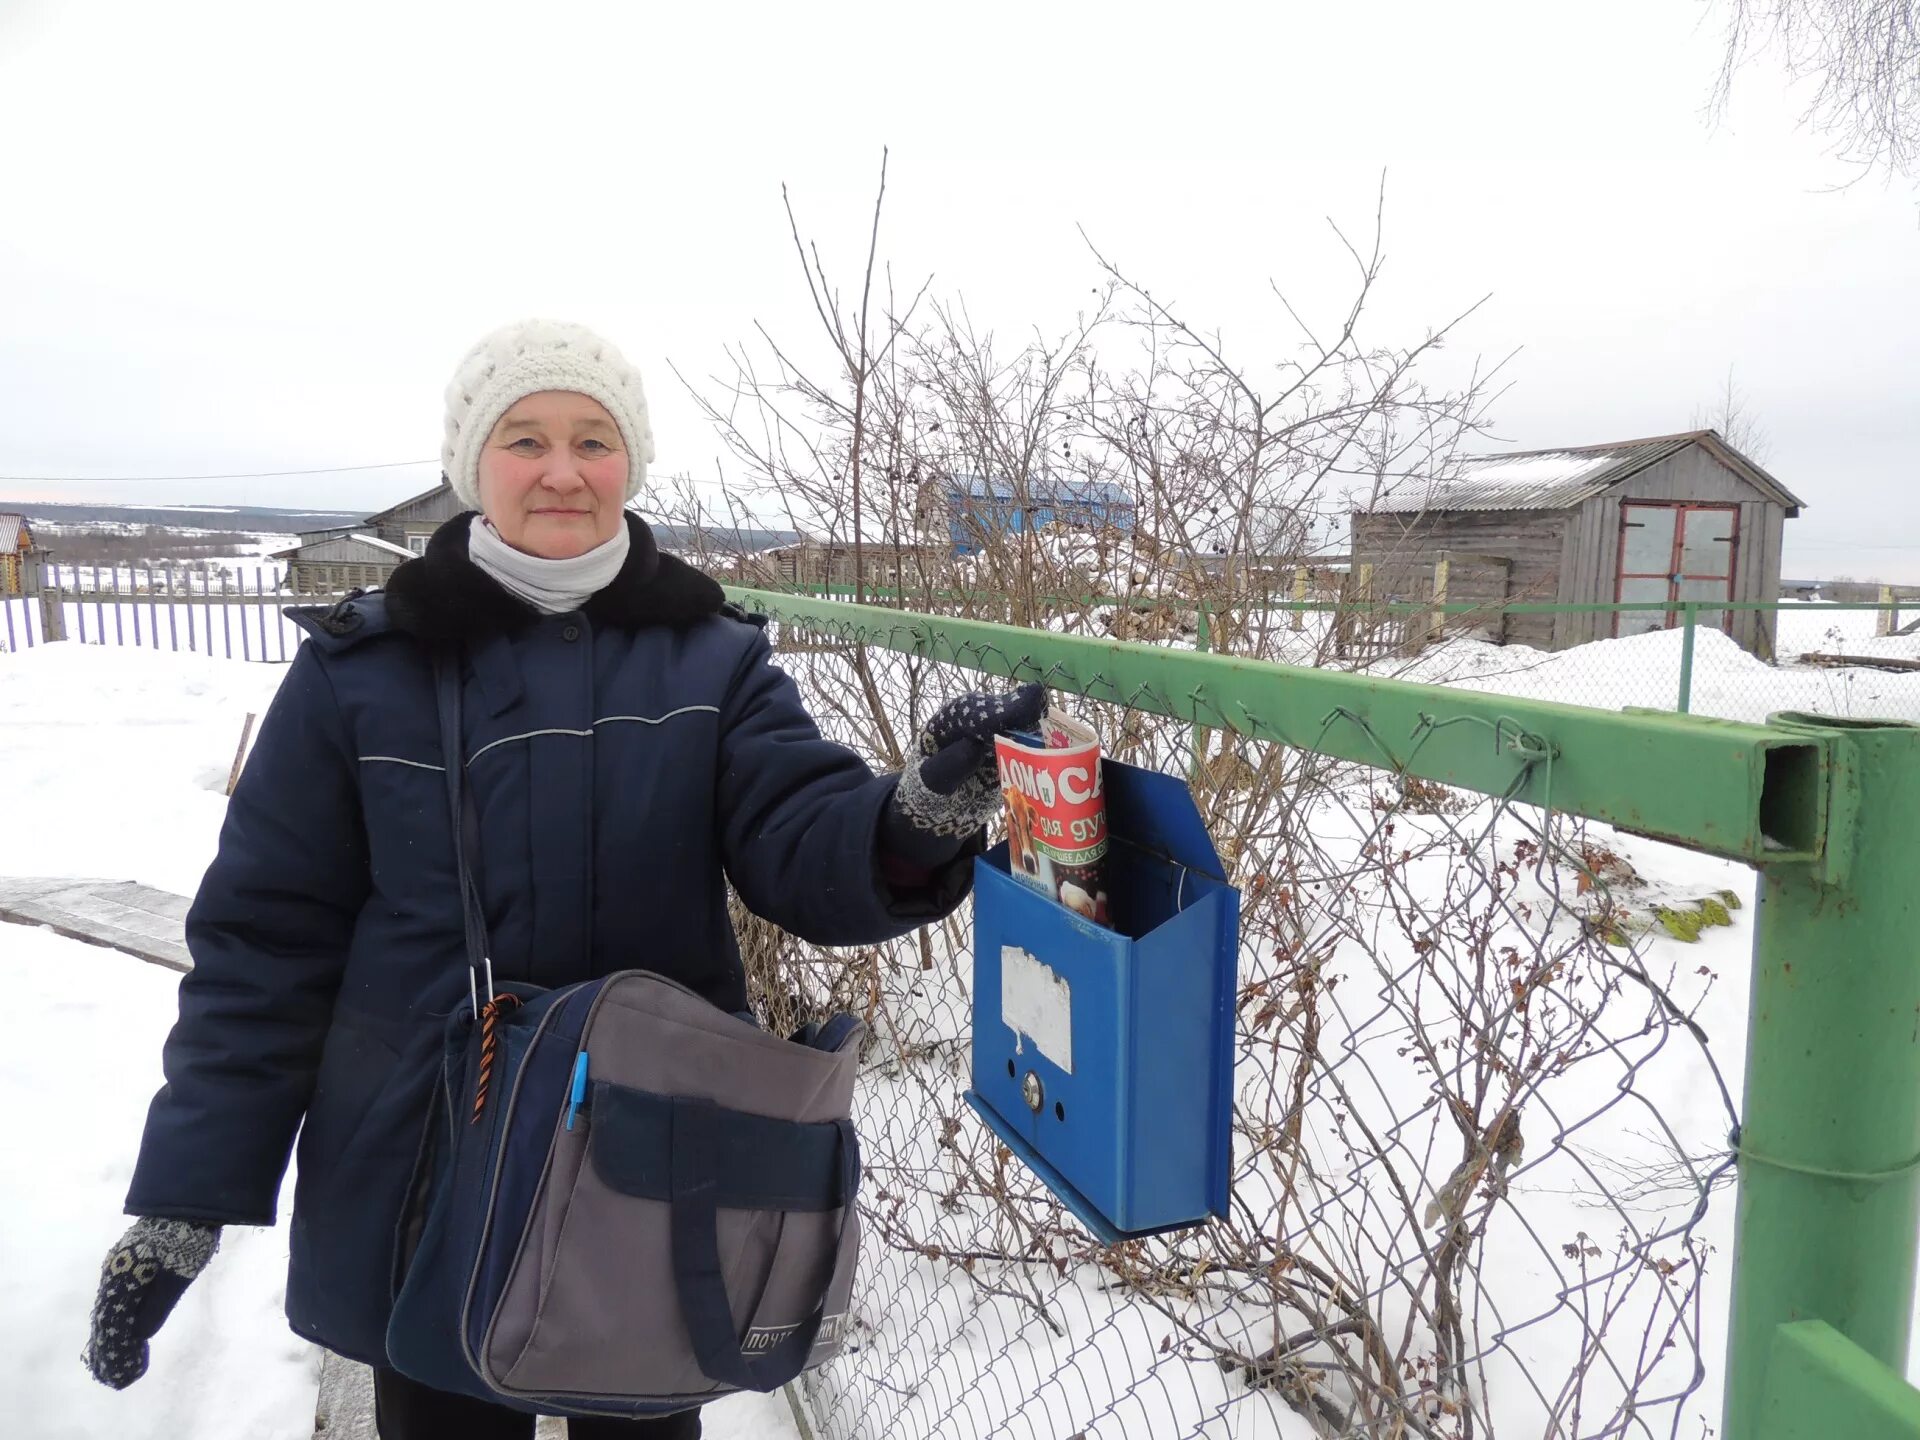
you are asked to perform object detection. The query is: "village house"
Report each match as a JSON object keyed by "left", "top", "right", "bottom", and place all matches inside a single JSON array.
[
  {"left": 275, "top": 483, "right": 463, "bottom": 593},
  {"left": 921, "top": 473, "right": 1136, "bottom": 556}
]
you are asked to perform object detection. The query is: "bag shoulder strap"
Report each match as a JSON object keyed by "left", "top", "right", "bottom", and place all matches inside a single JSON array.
[{"left": 431, "top": 648, "right": 492, "bottom": 1013}]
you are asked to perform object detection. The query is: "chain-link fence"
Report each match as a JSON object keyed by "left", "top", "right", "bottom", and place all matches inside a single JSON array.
[
  {"left": 738, "top": 603, "right": 1750, "bottom": 1440},
  {"left": 732, "top": 585, "right": 1920, "bottom": 726},
  {"left": 1404, "top": 601, "right": 1919, "bottom": 726}
]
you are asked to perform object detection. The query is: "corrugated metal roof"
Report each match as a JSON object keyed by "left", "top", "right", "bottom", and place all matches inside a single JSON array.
[
  {"left": 948, "top": 472, "right": 1134, "bottom": 508},
  {"left": 292, "top": 534, "right": 415, "bottom": 564},
  {"left": 0, "top": 513, "right": 27, "bottom": 551},
  {"left": 1367, "top": 436, "right": 1694, "bottom": 514},
  {"left": 1365, "top": 431, "right": 1806, "bottom": 516},
  {"left": 351, "top": 533, "right": 418, "bottom": 560}
]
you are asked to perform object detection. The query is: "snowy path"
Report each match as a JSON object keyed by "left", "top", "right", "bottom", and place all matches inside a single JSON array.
[
  {"left": 2, "top": 923, "right": 319, "bottom": 1440},
  {"left": 0, "top": 877, "right": 193, "bottom": 970},
  {"left": 312, "top": 1352, "right": 801, "bottom": 1439}
]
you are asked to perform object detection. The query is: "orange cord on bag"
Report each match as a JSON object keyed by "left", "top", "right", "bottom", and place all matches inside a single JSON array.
[{"left": 471, "top": 993, "right": 523, "bottom": 1125}]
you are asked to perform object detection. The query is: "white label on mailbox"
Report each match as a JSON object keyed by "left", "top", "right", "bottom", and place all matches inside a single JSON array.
[{"left": 1001, "top": 945, "right": 1073, "bottom": 1075}]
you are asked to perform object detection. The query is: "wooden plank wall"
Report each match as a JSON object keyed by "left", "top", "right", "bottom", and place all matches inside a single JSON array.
[
  {"left": 375, "top": 485, "right": 463, "bottom": 526},
  {"left": 1756, "top": 506, "right": 1785, "bottom": 658},
  {"left": 1350, "top": 511, "right": 1569, "bottom": 648}
]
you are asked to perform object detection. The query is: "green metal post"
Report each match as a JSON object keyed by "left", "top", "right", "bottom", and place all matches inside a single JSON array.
[
  {"left": 1726, "top": 716, "right": 1920, "bottom": 1438},
  {"left": 1678, "top": 603, "right": 1697, "bottom": 714},
  {"left": 1759, "top": 1322, "right": 1920, "bottom": 1438}
]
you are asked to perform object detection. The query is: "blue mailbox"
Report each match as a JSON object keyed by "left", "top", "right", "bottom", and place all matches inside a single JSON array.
[{"left": 964, "top": 754, "right": 1240, "bottom": 1243}]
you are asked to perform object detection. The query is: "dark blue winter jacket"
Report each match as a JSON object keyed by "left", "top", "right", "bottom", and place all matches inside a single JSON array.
[{"left": 124, "top": 512, "right": 975, "bottom": 1365}]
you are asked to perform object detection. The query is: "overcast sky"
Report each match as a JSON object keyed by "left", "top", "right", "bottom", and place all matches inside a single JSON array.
[{"left": 2, "top": 0, "right": 1915, "bottom": 580}]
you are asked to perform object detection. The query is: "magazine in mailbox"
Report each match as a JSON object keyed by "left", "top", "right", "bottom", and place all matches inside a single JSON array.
[{"left": 994, "top": 707, "right": 1110, "bottom": 927}]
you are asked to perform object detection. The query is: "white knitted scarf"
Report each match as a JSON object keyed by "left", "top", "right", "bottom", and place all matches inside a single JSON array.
[{"left": 468, "top": 517, "right": 631, "bottom": 615}]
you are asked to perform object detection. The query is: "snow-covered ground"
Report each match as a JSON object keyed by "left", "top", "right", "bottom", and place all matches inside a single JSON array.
[
  {"left": 0, "top": 646, "right": 799, "bottom": 1439},
  {"left": 3, "top": 924, "right": 318, "bottom": 1440},
  {"left": 29, "top": 524, "right": 294, "bottom": 565},
  {"left": 2, "top": 607, "right": 1915, "bottom": 1439},
  {"left": 0, "top": 646, "right": 284, "bottom": 894},
  {"left": 1408, "top": 618, "right": 1920, "bottom": 724},
  {"left": 1773, "top": 600, "right": 1910, "bottom": 655},
  {"left": 1227, "top": 602, "right": 1918, "bottom": 723}
]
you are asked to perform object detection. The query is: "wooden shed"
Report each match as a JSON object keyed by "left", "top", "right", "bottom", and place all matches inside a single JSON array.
[
  {"left": 1349, "top": 430, "right": 1804, "bottom": 655},
  {"left": 0, "top": 513, "right": 34, "bottom": 596}
]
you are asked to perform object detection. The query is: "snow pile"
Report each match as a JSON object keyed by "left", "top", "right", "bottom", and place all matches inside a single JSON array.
[
  {"left": 1410, "top": 620, "right": 1920, "bottom": 723},
  {"left": 1776, "top": 603, "right": 1920, "bottom": 663},
  {"left": 0, "top": 645, "right": 285, "bottom": 894}
]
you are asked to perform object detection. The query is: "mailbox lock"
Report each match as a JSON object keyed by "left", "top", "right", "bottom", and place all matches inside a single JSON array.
[{"left": 1021, "top": 1070, "right": 1044, "bottom": 1113}]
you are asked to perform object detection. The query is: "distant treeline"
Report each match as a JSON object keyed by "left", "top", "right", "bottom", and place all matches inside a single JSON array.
[{"left": 29, "top": 527, "right": 273, "bottom": 569}]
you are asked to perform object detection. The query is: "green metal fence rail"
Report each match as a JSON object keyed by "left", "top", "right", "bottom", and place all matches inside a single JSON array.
[
  {"left": 727, "top": 587, "right": 1914, "bottom": 715},
  {"left": 724, "top": 584, "right": 1920, "bottom": 1440}
]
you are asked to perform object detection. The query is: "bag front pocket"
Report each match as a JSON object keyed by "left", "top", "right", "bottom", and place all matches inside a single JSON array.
[{"left": 483, "top": 1079, "right": 856, "bottom": 1400}]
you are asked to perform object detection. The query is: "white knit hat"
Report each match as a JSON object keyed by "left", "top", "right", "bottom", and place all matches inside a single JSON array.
[{"left": 441, "top": 318, "right": 655, "bottom": 510}]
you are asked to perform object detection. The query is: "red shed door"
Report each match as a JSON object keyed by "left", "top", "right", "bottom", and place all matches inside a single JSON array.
[{"left": 1614, "top": 503, "right": 1739, "bottom": 637}]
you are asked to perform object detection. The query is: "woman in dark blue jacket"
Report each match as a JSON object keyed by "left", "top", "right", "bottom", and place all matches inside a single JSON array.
[{"left": 85, "top": 319, "right": 1038, "bottom": 1439}]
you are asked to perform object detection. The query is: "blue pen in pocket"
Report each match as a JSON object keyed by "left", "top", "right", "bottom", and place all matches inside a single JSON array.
[{"left": 566, "top": 1051, "right": 589, "bottom": 1131}]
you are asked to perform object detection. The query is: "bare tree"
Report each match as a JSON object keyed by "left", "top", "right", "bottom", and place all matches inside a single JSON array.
[
  {"left": 1692, "top": 365, "right": 1773, "bottom": 461},
  {"left": 1710, "top": 0, "right": 1920, "bottom": 178}
]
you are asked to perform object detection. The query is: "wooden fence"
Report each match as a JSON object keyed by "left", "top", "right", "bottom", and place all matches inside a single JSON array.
[
  {"left": 0, "top": 559, "right": 344, "bottom": 663},
  {"left": 1330, "top": 552, "right": 1519, "bottom": 660}
]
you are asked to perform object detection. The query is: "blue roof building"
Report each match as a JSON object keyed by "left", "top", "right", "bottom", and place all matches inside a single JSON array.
[{"left": 937, "top": 472, "right": 1135, "bottom": 556}]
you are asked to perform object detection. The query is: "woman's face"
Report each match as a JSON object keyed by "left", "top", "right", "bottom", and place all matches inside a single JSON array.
[{"left": 476, "top": 390, "right": 629, "bottom": 558}]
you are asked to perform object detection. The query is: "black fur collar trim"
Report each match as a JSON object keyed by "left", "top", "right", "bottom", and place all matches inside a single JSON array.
[{"left": 384, "top": 511, "right": 725, "bottom": 643}]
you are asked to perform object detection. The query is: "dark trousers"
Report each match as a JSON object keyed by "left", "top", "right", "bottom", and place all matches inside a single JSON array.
[{"left": 373, "top": 1368, "right": 702, "bottom": 1439}]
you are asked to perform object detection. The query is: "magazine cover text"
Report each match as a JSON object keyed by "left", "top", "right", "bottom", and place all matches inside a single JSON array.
[{"left": 995, "top": 729, "right": 1110, "bottom": 926}]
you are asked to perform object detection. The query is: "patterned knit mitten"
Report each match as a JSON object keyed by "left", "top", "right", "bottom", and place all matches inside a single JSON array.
[
  {"left": 882, "top": 683, "right": 1046, "bottom": 866},
  {"left": 84, "top": 1217, "right": 221, "bottom": 1389}
]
